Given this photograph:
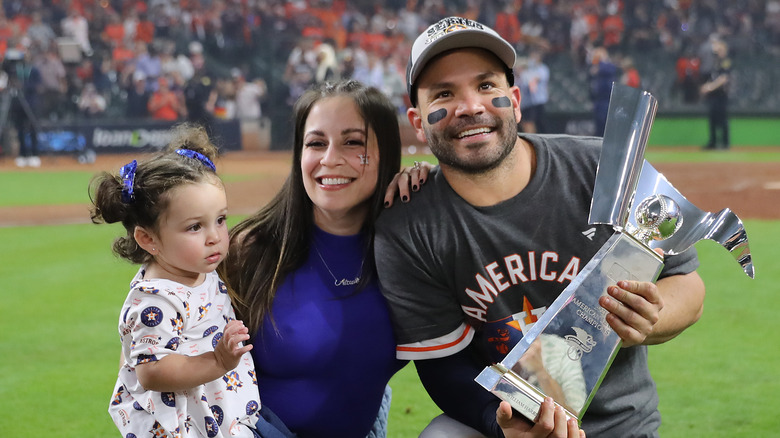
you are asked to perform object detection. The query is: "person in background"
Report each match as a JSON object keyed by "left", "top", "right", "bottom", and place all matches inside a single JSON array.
[
  {"left": 283, "top": 36, "right": 318, "bottom": 106},
  {"left": 133, "top": 41, "right": 162, "bottom": 92},
  {"left": 233, "top": 67, "right": 269, "bottom": 149},
  {"left": 514, "top": 56, "right": 534, "bottom": 132},
  {"left": 375, "top": 16, "right": 705, "bottom": 438},
  {"left": 233, "top": 68, "right": 267, "bottom": 122},
  {"left": 26, "top": 12, "right": 57, "bottom": 50},
  {"left": 2, "top": 49, "right": 41, "bottom": 167},
  {"left": 700, "top": 38, "right": 731, "bottom": 150},
  {"left": 212, "top": 75, "right": 237, "bottom": 120},
  {"left": 32, "top": 45, "right": 67, "bottom": 122},
  {"left": 675, "top": 49, "right": 701, "bottom": 104},
  {"left": 184, "top": 43, "right": 217, "bottom": 134},
  {"left": 77, "top": 82, "right": 107, "bottom": 117},
  {"left": 61, "top": 6, "right": 92, "bottom": 56},
  {"left": 314, "top": 42, "right": 339, "bottom": 84},
  {"left": 517, "top": 49, "right": 549, "bottom": 134},
  {"left": 159, "top": 40, "right": 195, "bottom": 83},
  {"left": 620, "top": 56, "right": 641, "bottom": 88},
  {"left": 126, "top": 70, "right": 151, "bottom": 119},
  {"left": 222, "top": 79, "right": 430, "bottom": 438},
  {"left": 588, "top": 46, "right": 619, "bottom": 137},
  {"left": 148, "top": 76, "right": 185, "bottom": 121}
]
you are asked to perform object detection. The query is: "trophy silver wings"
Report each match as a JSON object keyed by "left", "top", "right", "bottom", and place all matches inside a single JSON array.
[{"left": 475, "top": 83, "right": 755, "bottom": 423}]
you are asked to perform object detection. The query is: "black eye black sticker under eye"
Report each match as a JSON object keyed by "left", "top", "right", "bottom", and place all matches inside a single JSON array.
[
  {"left": 427, "top": 108, "right": 447, "bottom": 125},
  {"left": 492, "top": 96, "right": 512, "bottom": 108}
]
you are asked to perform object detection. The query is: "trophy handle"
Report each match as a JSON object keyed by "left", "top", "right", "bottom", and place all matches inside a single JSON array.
[
  {"left": 588, "top": 84, "right": 755, "bottom": 279},
  {"left": 702, "top": 208, "right": 754, "bottom": 278},
  {"left": 630, "top": 161, "right": 755, "bottom": 279}
]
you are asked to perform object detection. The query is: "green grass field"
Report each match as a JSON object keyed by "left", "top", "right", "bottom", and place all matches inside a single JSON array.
[{"left": 0, "top": 149, "right": 777, "bottom": 437}]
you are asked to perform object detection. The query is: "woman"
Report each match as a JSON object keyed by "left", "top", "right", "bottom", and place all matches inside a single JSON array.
[{"left": 223, "top": 80, "right": 421, "bottom": 438}]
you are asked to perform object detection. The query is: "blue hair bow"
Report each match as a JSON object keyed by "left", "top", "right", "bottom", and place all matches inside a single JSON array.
[
  {"left": 176, "top": 149, "right": 216, "bottom": 171},
  {"left": 119, "top": 159, "right": 137, "bottom": 204}
]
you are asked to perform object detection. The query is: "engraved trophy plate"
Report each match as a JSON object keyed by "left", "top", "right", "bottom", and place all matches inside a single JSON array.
[{"left": 475, "top": 83, "right": 755, "bottom": 424}]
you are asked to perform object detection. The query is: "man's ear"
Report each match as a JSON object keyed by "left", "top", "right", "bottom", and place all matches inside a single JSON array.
[
  {"left": 407, "top": 107, "right": 427, "bottom": 143},
  {"left": 511, "top": 86, "right": 523, "bottom": 124},
  {"left": 134, "top": 226, "right": 158, "bottom": 255}
]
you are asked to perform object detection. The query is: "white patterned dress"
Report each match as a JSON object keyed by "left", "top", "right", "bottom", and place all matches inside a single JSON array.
[{"left": 109, "top": 267, "right": 261, "bottom": 438}]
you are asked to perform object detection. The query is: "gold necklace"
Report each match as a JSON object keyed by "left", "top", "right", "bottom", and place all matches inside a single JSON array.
[{"left": 314, "top": 246, "right": 364, "bottom": 287}]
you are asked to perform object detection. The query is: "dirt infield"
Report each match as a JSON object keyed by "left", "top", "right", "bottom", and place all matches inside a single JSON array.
[{"left": 1, "top": 149, "right": 778, "bottom": 227}]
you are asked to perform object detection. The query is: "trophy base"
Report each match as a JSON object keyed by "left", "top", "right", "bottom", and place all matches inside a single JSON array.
[{"left": 476, "top": 363, "right": 578, "bottom": 423}]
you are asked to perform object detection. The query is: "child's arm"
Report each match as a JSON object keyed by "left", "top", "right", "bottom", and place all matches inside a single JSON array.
[{"left": 135, "top": 319, "right": 253, "bottom": 392}]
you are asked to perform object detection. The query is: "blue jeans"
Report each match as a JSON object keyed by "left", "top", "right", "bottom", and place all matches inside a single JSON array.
[{"left": 253, "top": 405, "right": 297, "bottom": 438}]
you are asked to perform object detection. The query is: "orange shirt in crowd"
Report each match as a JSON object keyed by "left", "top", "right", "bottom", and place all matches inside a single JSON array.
[
  {"left": 112, "top": 44, "right": 135, "bottom": 65},
  {"left": 135, "top": 20, "right": 154, "bottom": 44},
  {"left": 12, "top": 14, "right": 31, "bottom": 34},
  {"left": 584, "top": 12, "right": 600, "bottom": 43},
  {"left": 103, "top": 22, "right": 125, "bottom": 46},
  {"left": 602, "top": 14, "right": 625, "bottom": 48},
  {"left": 0, "top": 19, "right": 18, "bottom": 42},
  {"left": 494, "top": 11, "right": 522, "bottom": 45},
  {"left": 309, "top": 7, "right": 345, "bottom": 49},
  {"left": 148, "top": 79, "right": 182, "bottom": 121},
  {"left": 148, "top": 91, "right": 180, "bottom": 120},
  {"left": 623, "top": 68, "right": 640, "bottom": 88}
]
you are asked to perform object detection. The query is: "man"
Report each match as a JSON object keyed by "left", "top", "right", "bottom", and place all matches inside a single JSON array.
[
  {"left": 517, "top": 49, "right": 549, "bottom": 134},
  {"left": 125, "top": 70, "right": 151, "bottom": 119},
  {"left": 375, "top": 16, "right": 705, "bottom": 438},
  {"left": 3, "top": 49, "right": 42, "bottom": 167},
  {"left": 232, "top": 68, "right": 267, "bottom": 122},
  {"left": 183, "top": 45, "right": 217, "bottom": 135},
  {"left": 700, "top": 38, "right": 731, "bottom": 150},
  {"left": 588, "top": 46, "right": 619, "bottom": 137},
  {"left": 32, "top": 45, "right": 67, "bottom": 121}
]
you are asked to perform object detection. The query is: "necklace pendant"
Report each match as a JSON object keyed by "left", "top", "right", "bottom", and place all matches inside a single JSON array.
[
  {"left": 335, "top": 276, "right": 361, "bottom": 287},
  {"left": 315, "top": 245, "right": 365, "bottom": 287}
]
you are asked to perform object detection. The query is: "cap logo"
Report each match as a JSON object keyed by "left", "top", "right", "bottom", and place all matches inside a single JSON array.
[{"left": 425, "top": 17, "right": 484, "bottom": 46}]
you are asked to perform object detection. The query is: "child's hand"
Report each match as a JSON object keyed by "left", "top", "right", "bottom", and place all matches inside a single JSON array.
[
  {"left": 135, "top": 319, "right": 254, "bottom": 392},
  {"left": 214, "top": 319, "right": 253, "bottom": 373}
]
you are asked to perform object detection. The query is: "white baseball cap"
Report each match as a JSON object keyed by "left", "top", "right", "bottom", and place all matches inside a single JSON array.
[{"left": 406, "top": 17, "right": 516, "bottom": 105}]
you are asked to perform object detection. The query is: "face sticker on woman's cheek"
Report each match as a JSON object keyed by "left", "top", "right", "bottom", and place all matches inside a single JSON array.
[
  {"left": 427, "top": 108, "right": 447, "bottom": 125},
  {"left": 492, "top": 96, "right": 512, "bottom": 108},
  {"left": 359, "top": 154, "right": 369, "bottom": 165}
]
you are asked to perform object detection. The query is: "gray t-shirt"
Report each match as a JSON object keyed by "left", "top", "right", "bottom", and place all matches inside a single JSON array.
[{"left": 375, "top": 133, "right": 699, "bottom": 437}]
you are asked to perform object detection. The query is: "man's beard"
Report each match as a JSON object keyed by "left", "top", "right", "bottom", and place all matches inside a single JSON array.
[{"left": 424, "top": 112, "right": 517, "bottom": 175}]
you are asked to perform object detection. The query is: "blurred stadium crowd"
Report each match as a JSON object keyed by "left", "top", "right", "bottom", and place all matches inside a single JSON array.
[{"left": 0, "top": 0, "right": 778, "bottom": 140}]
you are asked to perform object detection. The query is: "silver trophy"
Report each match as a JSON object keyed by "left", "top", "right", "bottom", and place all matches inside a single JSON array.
[{"left": 475, "top": 83, "right": 755, "bottom": 423}]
